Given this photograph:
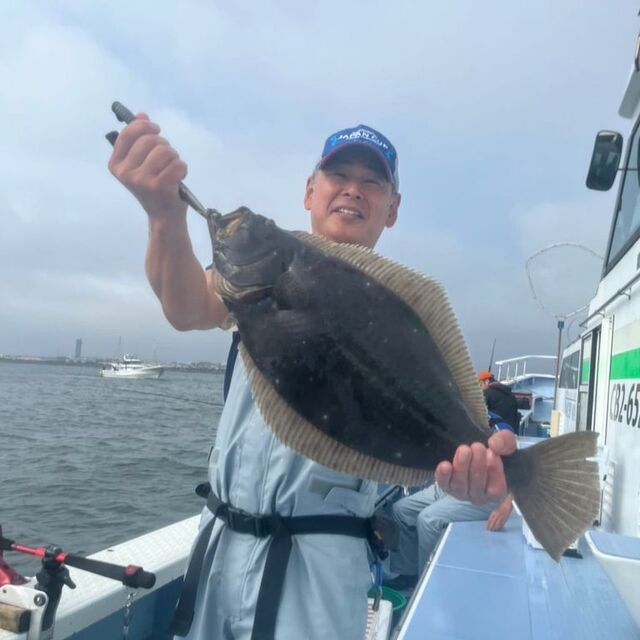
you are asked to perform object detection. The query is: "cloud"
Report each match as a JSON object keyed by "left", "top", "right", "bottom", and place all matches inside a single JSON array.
[
  {"left": 0, "top": 1, "right": 637, "bottom": 364},
  {"left": 514, "top": 198, "right": 614, "bottom": 257},
  {"left": 0, "top": 269, "right": 231, "bottom": 361}
]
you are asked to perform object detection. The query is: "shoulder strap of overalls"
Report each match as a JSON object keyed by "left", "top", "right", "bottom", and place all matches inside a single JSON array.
[{"left": 223, "top": 331, "right": 241, "bottom": 401}]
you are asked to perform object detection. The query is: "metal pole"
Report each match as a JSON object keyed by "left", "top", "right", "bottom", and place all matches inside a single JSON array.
[
  {"left": 487, "top": 338, "right": 496, "bottom": 372},
  {"left": 552, "top": 319, "right": 565, "bottom": 410}
]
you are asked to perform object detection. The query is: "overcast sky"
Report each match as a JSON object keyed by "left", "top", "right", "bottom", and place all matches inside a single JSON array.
[{"left": 1, "top": 2, "right": 638, "bottom": 367}]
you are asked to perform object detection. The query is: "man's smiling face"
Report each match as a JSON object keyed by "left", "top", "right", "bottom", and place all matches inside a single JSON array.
[{"left": 304, "top": 147, "right": 400, "bottom": 249}]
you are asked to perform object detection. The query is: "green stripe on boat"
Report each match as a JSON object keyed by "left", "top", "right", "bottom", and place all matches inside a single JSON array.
[{"left": 610, "top": 348, "right": 640, "bottom": 380}]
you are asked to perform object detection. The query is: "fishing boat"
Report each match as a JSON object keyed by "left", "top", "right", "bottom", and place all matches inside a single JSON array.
[{"left": 98, "top": 355, "right": 164, "bottom": 380}]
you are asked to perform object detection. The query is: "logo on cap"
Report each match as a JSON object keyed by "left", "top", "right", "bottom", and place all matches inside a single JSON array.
[{"left": 320, "top": 124, "right": 399, "bottom": 189}]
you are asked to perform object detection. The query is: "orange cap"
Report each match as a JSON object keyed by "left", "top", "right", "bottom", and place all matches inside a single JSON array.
[{"left": 478, "top": 370, "right": 494, "bottom": 381}]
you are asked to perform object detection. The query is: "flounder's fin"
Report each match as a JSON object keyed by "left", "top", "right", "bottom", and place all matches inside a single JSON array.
[
  {"left": 291, "top": 231, "right": 488, "bottom": 431},
  {"left": 505, "top": 431, "right": 601, "bottom": 561},
  {"left": 239, "top": 343, "right": 432, "bottom": 486}
]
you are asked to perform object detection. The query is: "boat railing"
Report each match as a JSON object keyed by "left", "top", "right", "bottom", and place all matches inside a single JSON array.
[{"left": 494, "top": 355, "right": 557, "bottom": 382}]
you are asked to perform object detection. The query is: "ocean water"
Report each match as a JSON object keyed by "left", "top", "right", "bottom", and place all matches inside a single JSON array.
[{"left": 0, "top": 362, "right": 222, "bottom": 575}]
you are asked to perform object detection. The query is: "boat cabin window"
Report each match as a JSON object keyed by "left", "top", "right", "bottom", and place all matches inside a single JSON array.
[
  {"left": 606, "top": 116, "right": 640, "bottom": 269},
  {"left": 559, "top": 350, "right": 580, "bottom": 389},
  {"left": 577, "top": 331, "right": 599, "bottom": 432}
]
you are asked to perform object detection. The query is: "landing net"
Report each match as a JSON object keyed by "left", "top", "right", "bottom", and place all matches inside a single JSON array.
[{"left": 526, "top": 243, "right": 603, "bottom": 321}]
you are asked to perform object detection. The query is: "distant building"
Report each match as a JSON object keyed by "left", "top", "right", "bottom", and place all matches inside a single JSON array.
[{"left": 75, "top": 339, "right": 83, "bottom": 359}]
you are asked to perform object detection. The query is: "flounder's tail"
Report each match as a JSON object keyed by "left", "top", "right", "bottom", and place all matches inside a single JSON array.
[{"left": 503, "top": 430, "right": 601, "bottom": 561}]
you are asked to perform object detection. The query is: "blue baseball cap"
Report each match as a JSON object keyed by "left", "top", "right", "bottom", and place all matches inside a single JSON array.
[{"left": 318, "top": 124, "right": 399, "bottom": 190}]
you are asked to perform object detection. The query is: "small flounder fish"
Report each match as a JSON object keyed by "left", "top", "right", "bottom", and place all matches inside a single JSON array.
[{"left": 208, "top": 206, "right": 600, "bottom": 561}]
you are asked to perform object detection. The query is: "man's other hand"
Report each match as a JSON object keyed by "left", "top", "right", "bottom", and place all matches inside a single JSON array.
[{"left": 435, "top": 430, "right": 517, "bottom": 504}]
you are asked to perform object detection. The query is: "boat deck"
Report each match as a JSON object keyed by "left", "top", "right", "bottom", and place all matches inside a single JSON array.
[{"left": 395, "top": 515, "right": 639, "bottom": 639}]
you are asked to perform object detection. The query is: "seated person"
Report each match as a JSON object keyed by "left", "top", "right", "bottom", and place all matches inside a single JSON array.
[
  {"left": 479, "top": 370, "right": 521, "bottom": 433},
  {"left": 385, "top": 411, "right": 514, "bottom": 590}
]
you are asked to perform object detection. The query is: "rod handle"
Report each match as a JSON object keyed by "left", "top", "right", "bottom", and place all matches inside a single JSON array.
[{"left": 62, "top": 554, "right": 156, "bottom": 589}]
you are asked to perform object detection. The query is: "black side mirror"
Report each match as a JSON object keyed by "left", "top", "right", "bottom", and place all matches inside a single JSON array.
[{"left": 586, "top": 131, "right": 623, "bottom": 191}]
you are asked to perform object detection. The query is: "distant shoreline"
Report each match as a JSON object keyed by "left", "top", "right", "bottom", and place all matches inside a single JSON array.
[{"left": 0, "top": 356, "right": 225, "bottom": 374}]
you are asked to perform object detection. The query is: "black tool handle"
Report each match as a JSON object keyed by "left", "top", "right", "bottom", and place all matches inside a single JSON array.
[
  {"left": 104, "top": 100, "right": 134, "bottom": 148},
  {"left": 63, "top": 553, "right": 156, "bottom": 589},
  {"left": 107, "top": 102, "right": 209, "bottom": 218},
  {"left": 105, "top": 131, "right": 119, "bottom": 146},
  {"left": 112, "top": 101, "right": 136, "bottom": 124}
]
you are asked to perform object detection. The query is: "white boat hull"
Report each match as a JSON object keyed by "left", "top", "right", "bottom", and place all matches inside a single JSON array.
[{"left": 99, "top": 366, "right": 164, "bottom": 379}]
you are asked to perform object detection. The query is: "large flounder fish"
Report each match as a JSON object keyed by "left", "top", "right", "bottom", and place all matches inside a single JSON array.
[{"left": 208, "top": 206, "right": 600, "bottom": 561}]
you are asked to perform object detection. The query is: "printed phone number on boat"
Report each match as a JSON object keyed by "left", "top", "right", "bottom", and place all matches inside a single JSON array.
[{"left": 609, "top": 382, "right": 640, "bottom": 427}]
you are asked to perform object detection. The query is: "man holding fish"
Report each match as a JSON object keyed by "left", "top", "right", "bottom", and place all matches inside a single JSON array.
[{"left": 108, "top": 116, "right": 520, "bottom": 639}]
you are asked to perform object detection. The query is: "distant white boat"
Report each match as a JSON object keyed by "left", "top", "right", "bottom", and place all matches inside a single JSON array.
[{"left": 99, "top": 354, "right": 164, "bottom": 379}]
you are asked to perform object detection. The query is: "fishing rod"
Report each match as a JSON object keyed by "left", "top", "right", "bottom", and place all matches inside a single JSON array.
[
  {"left": 114, "top": 385, "right": 224, "bottom": 407},
  {"left": 105, "top": 101, "right": 221, "bottom": 223},
  {"left": 487, "top": 338, "right": 496, "bottom": 373},
  {"left": 0, "top": 528, "right": 156, "bottom": 639},
  {"left": 0, "top": 533, "right": 156, "bottom": 589}
]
